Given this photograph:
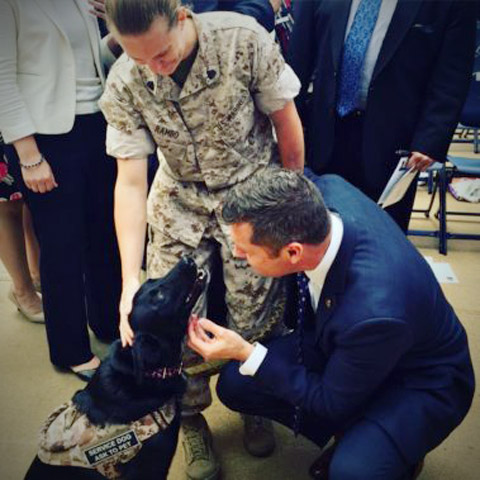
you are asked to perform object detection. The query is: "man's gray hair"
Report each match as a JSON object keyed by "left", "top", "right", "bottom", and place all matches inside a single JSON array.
[
  {"left": 105, "top": 0, "right": 181, "bottom": 35},
  {"left": 222, "top": 167, "right": 331, "bottom": 254}
]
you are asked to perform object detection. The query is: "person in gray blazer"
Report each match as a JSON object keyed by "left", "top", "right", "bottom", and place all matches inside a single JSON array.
[{"left": 0, "top": 0, "right": 121, "bottom": 380}]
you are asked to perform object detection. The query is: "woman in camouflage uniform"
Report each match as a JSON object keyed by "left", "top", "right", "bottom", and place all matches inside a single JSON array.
[{"left": 100, "top": 1, "right": 304, "bottom": 478}]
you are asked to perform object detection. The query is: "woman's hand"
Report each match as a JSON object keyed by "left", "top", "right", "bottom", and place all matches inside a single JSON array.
[
  {"left": 21, "top": 158, "right": 58, "bottom": 193},
  {"left": 14, "top": 136, "right": 57, "bottom": 193},
  {"left": 119, "top": 277, "right": 140, "bottom": 347}
]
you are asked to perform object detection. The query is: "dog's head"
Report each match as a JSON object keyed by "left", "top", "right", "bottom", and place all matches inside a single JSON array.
[{"left": 129, "top": 257, "right": 207, "bottom": 382}]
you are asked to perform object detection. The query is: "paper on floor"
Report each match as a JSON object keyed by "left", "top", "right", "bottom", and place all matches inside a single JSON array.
[{"left": 424, "top": 256, "right": 459, "bottom": 284}]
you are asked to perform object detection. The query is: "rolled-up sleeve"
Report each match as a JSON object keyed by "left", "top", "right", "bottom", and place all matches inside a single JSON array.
[
  {"left": 99, "top": 64, "right": 155, "bottom": 159},
  {"left": 251, "top": 28, "right": 301, "bottom": 115},
  {"left": 105, "top": 125, "right": 155, "bottom": 159}
]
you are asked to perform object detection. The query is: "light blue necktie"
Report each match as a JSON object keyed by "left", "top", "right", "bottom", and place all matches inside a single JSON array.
[{"left": 336, "top": 0, "right": 383, "bottom": 117}]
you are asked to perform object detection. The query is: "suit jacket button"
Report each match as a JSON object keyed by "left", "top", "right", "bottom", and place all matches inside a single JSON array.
[{"left": 325, "top": 298, "right": 332, "bottom": 309}]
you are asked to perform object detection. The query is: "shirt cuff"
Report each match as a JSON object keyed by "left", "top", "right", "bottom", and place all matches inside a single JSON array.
[
  {"left": 106, "top": 125, "right": 156, "bottom": 159},
  {"left": 239, "top": 342, "right": 268, "bottom": 376}
]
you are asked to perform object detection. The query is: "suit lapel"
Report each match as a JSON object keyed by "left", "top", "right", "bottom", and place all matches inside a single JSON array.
[
  {"left": 314, "top": 212, "right": 357, "bottom": 342},
  {"left": 329, "top": 0, "right": 353, "bottom": 68},
  {"left": 32, "top": 0, "right": 68, "bottom": 41},
  {"left": 371, "top": 0, "right": 422, "bottom": 82}
]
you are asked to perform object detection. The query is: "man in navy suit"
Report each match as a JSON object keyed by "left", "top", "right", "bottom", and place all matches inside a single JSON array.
[
  {"left": 289, "top": 0, "right": 476, "bottom": 232},
  {"left": 188, "top": 168, "right": 475, "bottom": 479}
]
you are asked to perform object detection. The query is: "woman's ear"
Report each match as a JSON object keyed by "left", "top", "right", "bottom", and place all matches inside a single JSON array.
[{"left": 177, "top": 7, "right": 187, "bottom": 25}]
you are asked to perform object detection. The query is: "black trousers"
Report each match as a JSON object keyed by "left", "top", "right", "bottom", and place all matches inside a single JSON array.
[
  {"left": 330, "top": 112, "right": 417, "bottom": 233},
  {"left": 6, "top": 113, "right": 121, "bottom": 367}
]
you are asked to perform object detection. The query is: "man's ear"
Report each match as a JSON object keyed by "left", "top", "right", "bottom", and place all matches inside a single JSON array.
[{"left": 283, "top": 242, "right": 303, "bottom": 265}]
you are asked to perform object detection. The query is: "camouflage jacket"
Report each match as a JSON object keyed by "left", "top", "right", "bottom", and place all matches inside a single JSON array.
[
  {"left": 37, "top": 399, "right": 176, "bottom": 479},
  {"left": 99, "top": 11, "right": 298, "bottom": 248}
]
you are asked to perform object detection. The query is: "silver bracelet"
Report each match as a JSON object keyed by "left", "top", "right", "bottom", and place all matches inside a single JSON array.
[{"left": 20, "top": 154, "right": 45, "bottom": 170}]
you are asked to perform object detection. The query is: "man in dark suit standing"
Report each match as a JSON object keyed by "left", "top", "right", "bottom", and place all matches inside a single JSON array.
[
  {"left": 188, "top": 168, "right": 475, "bottom": 479},
  {"left": 289, "top": 0, "right": 477, "bottom": 231}
]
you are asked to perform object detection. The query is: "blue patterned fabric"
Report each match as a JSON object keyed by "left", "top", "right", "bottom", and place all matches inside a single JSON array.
[
  {"left": 293, "top": 271, "right": 311, "bottom": 435},
  {"left": 337, "top": 0, "right": 383, "bottom": 116}
]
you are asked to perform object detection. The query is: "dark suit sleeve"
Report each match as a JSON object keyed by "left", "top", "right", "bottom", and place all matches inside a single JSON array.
[
  {"left": 254, "top": 318, "right": 413, "bottom": 427},
  {"left": 410, "top": 1, "right": 476, "bottom": 161},
  {"left": 288, "top": 0, "right": 319, "bottom": 122},
  {"left": 192, "top": 0, "right": 275, "bottom": 31}
]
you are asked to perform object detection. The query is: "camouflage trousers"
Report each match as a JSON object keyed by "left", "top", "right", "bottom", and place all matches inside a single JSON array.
[{"left": 147, "top": 214, "right": 286, "bottom": 416}]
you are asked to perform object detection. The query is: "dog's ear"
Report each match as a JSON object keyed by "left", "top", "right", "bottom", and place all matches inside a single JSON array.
[{"left": 131, "top": 333, "right": 164, "bottom": 383}]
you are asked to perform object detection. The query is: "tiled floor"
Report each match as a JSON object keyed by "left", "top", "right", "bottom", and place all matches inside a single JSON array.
[{"left": 0, "top": 146, "right": 479, "bottom": 479}]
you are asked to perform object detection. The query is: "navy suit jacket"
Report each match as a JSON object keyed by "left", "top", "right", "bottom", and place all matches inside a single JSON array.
[
  {"left": 289, "top": 0, "right": 476, "bottom": 198},
  {"left": 191, "top": 0, "right": 275, "bottom": 31},
  {"left": 253, "top": 173, "right": 474, "bottom": 463}
]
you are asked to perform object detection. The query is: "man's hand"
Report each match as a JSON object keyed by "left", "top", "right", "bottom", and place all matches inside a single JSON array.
[
  {"left": 119, "top": 277, "right": 140, "bottom": 347},
  {"left": 88, "top": 0, "right": 106, "bottom": 20},
  {"left": 407, "top": 151, "right": 435, "bottom": 172},
  {"left": 188, "top": 315, "right": 254, "bottom": 362}
]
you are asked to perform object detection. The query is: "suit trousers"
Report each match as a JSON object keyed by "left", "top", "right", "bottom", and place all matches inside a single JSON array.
[
  {"left": 6, "top": 113, "right": 121, "bottom": 367},
  {"left": 217, "top": 332, "right": 416, "bottom": 480},
  {"left": 331, "top": 112, "right": 418, "bottom": 233}
]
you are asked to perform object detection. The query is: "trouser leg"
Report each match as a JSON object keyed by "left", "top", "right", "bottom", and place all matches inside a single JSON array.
[
  {"left": 82, "top": 114, "right": 121, "bottom": 341},
  {"left": 6, "top": 129, "right": 93, "bottom": 367},
  {"left": 329, "top": 419, "right": 411, "bottom": 480},
  {"left": 146, "top": 226, "right": 215, "bottom": 415},
  {"left": 217, "top": 332, "right": 332, "bottom": 447}
]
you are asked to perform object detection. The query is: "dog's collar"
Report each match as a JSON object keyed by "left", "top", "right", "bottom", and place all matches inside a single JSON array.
[{"left": 144, "top": 363, "right": 183, "bottom": 380}]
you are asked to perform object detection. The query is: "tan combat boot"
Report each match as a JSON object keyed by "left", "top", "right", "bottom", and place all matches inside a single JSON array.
[
  {"left": 242, "top": 414, "right": 276, "bottom": 457},
  {"left": 181, "top": 413, "right": 220, "bottom": 480}
]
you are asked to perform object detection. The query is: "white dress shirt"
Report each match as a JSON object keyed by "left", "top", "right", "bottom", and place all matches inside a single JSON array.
[
  {"left": 240, "top": 213, "right": 344, "bottom": 376},
  {"left": 345, "top": 0, "right": 398, "bottom": 110}
]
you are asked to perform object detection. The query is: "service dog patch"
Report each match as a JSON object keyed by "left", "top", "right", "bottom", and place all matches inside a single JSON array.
[
  {"left": 38, "top": 400, "right": 176, "bottom": 479},
  {"left": 83, "top": 430, "right": 140, "bottom": 466}
]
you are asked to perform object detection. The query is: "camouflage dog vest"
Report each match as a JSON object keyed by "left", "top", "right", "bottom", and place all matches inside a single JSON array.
[{"left": 37, "top": 399, "right": 176, "bottom": 479}]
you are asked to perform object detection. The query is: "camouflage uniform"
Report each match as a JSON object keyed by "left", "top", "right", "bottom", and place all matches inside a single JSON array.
[
  {"left": 99, "top": 11, "right": 300, "bottom": 414},
  {"left": 37, "top": 399, "right": 176, "bottom": 479}
]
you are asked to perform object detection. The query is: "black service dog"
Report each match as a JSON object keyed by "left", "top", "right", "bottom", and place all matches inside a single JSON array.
[{"left": 25, "top": 257, "right": 206, "bottom": 480}]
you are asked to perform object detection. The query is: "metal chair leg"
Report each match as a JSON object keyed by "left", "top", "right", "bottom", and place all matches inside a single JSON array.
[{"left": 438, "top": 166, "right": 448, "bottom": 255}]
